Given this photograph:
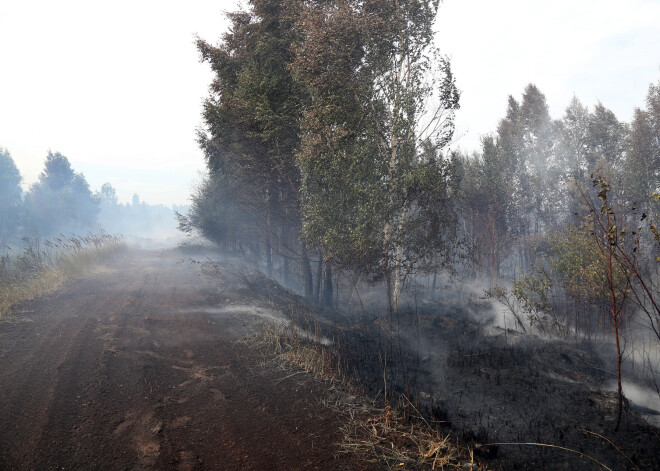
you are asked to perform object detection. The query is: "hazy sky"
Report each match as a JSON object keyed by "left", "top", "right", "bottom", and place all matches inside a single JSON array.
[
  {"left": 1, "top": 0, "right": 659, "bottom": 206},
  {"left": 437, "top": 0, "right": 660, "bottom": 153}
]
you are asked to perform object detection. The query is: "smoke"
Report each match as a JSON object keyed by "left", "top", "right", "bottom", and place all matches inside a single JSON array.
[
  {"left": 179, "top": 304, "right": 333, "bottom": 346},
  {"left": 97, "top": 200, "right": 184, "bottom": 248},
  {"left": 610, "top": 380, "right": 660, "bottom": 428},
  {"left": 435, "top": 275, "right": 518, "bottom": 331},
  {"left": 187, "top": 304, "right": 287, "bottom": 326},
  {"left": 412, "top": 270, "right": 660, "bottom": 431}
]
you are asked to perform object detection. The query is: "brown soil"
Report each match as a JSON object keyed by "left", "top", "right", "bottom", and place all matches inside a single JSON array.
[{"left": 0, "top": 250, "right": 376, "bottom": 471}]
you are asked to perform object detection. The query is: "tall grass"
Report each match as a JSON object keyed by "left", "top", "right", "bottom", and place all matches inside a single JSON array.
[{"left": 0, "top": 232, "right": 126, "bottom": 317}]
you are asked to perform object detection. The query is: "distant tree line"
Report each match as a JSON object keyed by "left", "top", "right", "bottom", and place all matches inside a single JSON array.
[
  {"left": 0, "top": 150, "right": 99, "bottom": 243},
  {"left": 0, "top": 149, "right": 180, "bottom": 245},
  {"left": 97, "top": 186, "right": 183, "bottom": 240}
]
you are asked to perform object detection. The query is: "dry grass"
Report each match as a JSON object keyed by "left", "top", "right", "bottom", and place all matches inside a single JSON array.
[
  {"left": 0, "top": 233, "right": 126, "bottom": 318},
  {"left": 243, "top": 324, "right": 344, "bottom": 386},
  {"left": 336, "top": 395, "right": 488, "bottom": 471}
]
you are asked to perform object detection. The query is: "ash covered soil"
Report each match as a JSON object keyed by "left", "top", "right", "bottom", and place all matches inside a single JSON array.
[
  {"left": 417, "top": 311, "right": 660, "bottom": 470},
  {"left": 336, "top": 299, "right": 660, "bottom": 470},
  {"left": 0, "top": 250, "right": 376, "bottom": 471}
]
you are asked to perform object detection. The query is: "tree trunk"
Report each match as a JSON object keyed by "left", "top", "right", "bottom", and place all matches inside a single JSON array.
[
  {"left": 607, "top": 212, "right": 624, "bottom": 432},
  {"left": 431, "top": 271, "right": 437, "bottom": 300},
  {"left": 385, "top": 271, "right": 393, "bottom": 316},
  {"left": 614, "top": 313, "right": 623, "bottom": 431},
  {"left": 391, "top": 208, "right": 407, "bottom": 314},
  {"left": 392, "top": 243, "right": 403, "bottom": 314},
  {"left": 323, "top": 261, "right": 333, "bottom": 307},
  {"left": 314, "top": 254, "right": 322, "bottom": 305},
  {"left": 282, "top": 226, "right": 290, "bottom": 286},
  {"left": 265, "top": 202, "right": 273, "bottom": 277},
  {"left": 265, "top": 238, "right": 273, "bottom": 277},
  {"left": 301, "top": 244, "right": 314, "bottom": 300}
]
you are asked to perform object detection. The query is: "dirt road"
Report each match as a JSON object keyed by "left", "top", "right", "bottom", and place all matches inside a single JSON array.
[{"left": 0, "top": 250, "right": 370, "bottom": 471}]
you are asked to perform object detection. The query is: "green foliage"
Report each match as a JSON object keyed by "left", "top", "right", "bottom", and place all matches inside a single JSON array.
[
  {"left": 195, "top": 0, "right": 304, "bottom": 231},
  {"left": 39, "top": 151, "right": 76, "bottom": 191},
  {"left": 293, "top": 0, "right": 460, "bottom": 308},
  {"left": 185, "top": 0, "right": 461, "bottom": 308},
  {"left": 511, "top": 263, "right": 553, "bottom": 316},
  {"left": 626, "top": 107, "right": 659, "bottom": 209},
  {"left": 187, "top": 0, "right": 318, "bottom": 295},
  {"left": 511, "top": 221, "right": 631, "bottom": 329},
  {"left": 457, "top": 135, "right": 515, "bottom": 278},
  {"left": 176, "top": 173, "right": 259, "bottom": 252}
]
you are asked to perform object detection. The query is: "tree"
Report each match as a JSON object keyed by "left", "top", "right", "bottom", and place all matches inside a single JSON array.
[
  {"left": 518, "top": 84, "right": 562, "bottom": 232},
  {"left": 485, "top": 86, "right": 558, "bottom": 270},
  {"left": 96, "top": 182, "right": 118, "bottom": 207},
  {"left": 625, "top": 82, "right": 660, "bottom": 213},
  {"left": 192, "top": 0, "right": 317, "bottom": 295},
  {"left": 177, "top": 173, "right": 261, "bottom": 254},
  {"left": 23, "top": 151, "right": 99, "bottom": 236},
  {"left": 645, "top": 80, "right": 660, "bottom": 165},
  {"left": 575, "top": 178, "right": 641, "bottom": 431},
  {"left": 39, "top": 151, "right": 76, "bottom": 192},
  {"left": 586, "top": 102, "right": 627, "bottom": 174},
  {"left": 557, "top": 96, "right": 590, "bottom": 179},
  {"left": 458, "top": 136, "right": 515, "bottom": 282},
  {"left": 293, "top": 0, "right": 460, "bottom": 312},
  {"left": 0, "top": 147, "right": 22, "bottom": 244},
  {"left": 496, "top": 95, "right": 530, "bottom": 244}
]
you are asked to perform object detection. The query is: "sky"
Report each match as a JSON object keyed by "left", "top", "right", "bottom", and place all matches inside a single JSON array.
[
  {"left": 436, "top": 0, "right": 660, "bottom": 153},
  {"left": 1, "top": 0, "right": 659, "bottom": 206}
]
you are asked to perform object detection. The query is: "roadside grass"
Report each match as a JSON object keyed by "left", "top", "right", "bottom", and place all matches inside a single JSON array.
[
  {"left": 337, "top": 397, "right": 482, "bottom": 470},
  {"left": 244, "top": 323, "right": 344, "bottom": 386},
  {"left": 0, "top": 233, "right": 126, "bottom": 318}
]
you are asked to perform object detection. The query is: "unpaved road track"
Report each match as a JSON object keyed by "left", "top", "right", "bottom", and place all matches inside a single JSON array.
[{"left": 0, "top": 250, "right": 371, "bottom": 471}]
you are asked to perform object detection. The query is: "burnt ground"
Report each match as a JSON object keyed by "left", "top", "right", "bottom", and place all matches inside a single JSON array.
[
  {"left": 421, "top": 313, "right": 660, "bottom": 470},
  {"left": 241, "top": 267, "right": 660, "bottom": 470},
  {"left": 0, "top": 250, "right": 377, "bottom": 471},
  {"left": 319, "top": 301, "right": 660, "bottom": 471}
]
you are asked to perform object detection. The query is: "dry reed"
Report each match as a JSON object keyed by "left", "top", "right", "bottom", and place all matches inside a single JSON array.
[{"left": 0, "top": 232, "right": 126, "bottom": 317}]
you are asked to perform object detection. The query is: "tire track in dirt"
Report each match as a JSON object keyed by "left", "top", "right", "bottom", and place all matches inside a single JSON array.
[{"left": 0, "top": 250, "right": 376, "bottom": 471}]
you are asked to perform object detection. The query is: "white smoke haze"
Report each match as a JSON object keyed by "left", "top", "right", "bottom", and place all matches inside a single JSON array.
[
  {"left": 96, "top": 199, "right": 187, "bottom": 249},
  {"left": 180, "top": 304, "right": 333, "bottom": 347},
  {"left": 611, "top": 381, "right": 660, "bottom": 428},
  {"left": 437, "top": 275, "right": 524, "bottom": 333},
  {"left": 187, "top": 304, "right": 287, "bottom": 326}
]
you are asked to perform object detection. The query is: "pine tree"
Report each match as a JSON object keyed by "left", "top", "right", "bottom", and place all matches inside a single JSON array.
[{"left": 192, "top": 0, "right": 316, "bottom": 294}]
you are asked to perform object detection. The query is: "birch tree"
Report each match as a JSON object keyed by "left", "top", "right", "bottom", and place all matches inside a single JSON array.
[{"left": 293, "top": 0, "right": 459, "bottom": 312}]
